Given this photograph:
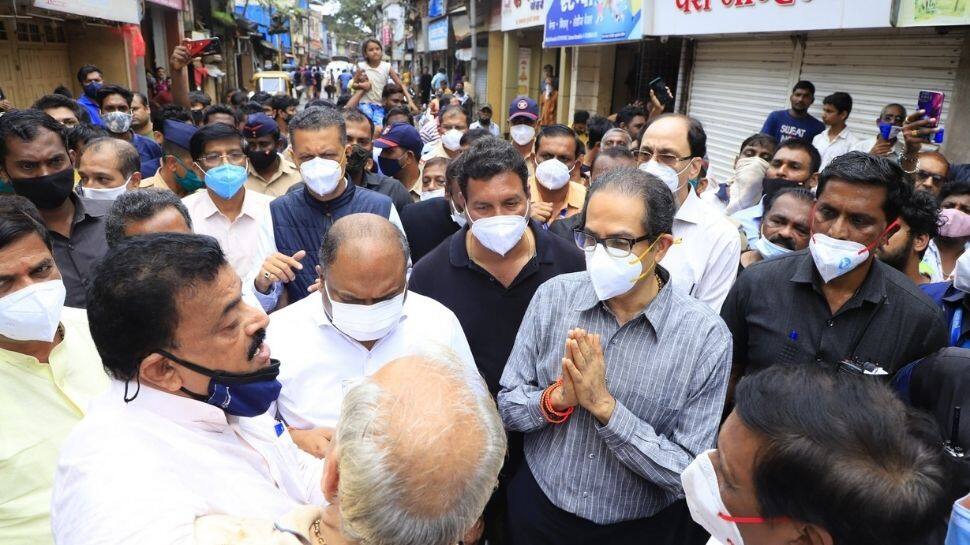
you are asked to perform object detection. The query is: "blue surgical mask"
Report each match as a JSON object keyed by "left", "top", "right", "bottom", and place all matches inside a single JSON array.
[
  {"left": 173, "top": 156, "right": 205, "bottom": 193},
  {"left": 157, "top": 349, "right": 282, "bottom": 417},
  {"left": 203, "top": 163, "right": 248, "bottom": 200},
  {"left": 754, "top": 236, "right": 793, "bottom": 259}
]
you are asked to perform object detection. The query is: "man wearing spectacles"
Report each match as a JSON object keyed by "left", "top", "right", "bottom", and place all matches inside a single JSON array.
[
  {"left": 852, "top": 103, "right": 908, "bottom": 158},
  {"left": 500, "top": 166, "right": 731, "bottom": 545},
  {"left": 914, "top": 151, "right": 950, "bottom": 198},
  {"left": 639, "top": 114, "right": 741, "bottom": 312},
  {"left": 182, "top": 123, "right": 277, "bottom": 290}
]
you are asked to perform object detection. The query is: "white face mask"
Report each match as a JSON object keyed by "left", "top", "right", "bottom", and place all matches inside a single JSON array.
[
  {"left": 953, "top": 251, "right": 970, "bottom": 293},
  {"left": 468, "top": 206, "right": 530, "bottom": 256},
  {"left": 586, "top": 240, "right": 658, "bottom": 301},
  {"left": 450, "top": 200, "right": 467, "bottom": 227},
  {"left": 324, "top": 286, "right": 406, "bottom": 342},
  {"left": 639, "top": 160, "right": 689, "bottom": 195},
  {"left": 682, "top": 450, "right": 748, "bottom": 545},
  {"left": 809, "top": 233, "right": 871, "bottom": 283},
  {"left": 102, "top": 111, "right": 133, "bottom": 134},
  {"left": 535, "top": 158, "right": 572, "bottom": 191},
  {"left": 301, "top": 157, "right": 344, "bottom": 196},
  {"left": 421, "top": 187, "right": 445, "bottom": 201},
  {"left": 0, "top": 279, "right": 66, "bottom": 342},
  {"left": 441, "top": 129, "right": 464, "bottom": 151},
  {"left": 509, "top": 124, "right": 536, "bottom": 146},
  {"left": 82, "top": 179, "right": 130, "bottom": 201},
  {"left": 753, "top": 236, "right": 792, "bottom": 259}
]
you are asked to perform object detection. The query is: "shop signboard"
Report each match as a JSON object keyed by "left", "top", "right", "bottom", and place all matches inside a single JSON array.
[
  {"left": 645, "top": 0, "right": 892, "bottom": 35},
  {"left": 543, "top": 0, "right": 642, "bottom": 47},
  {"left": 516, "top": 47, "right": 531, "bottom": 95},
  {"left": 896, "top": 0, "right": 970, "bottom": 26},
  {"left": 502, "top": 0, "right": 544, "bottom": 30},
  {"left": 33, "top": 0, "right": 140, "bottom": 24},
  {"left": 429, "top": 17, "right": 449, "bottom": 51},
  {"left": 430, "top": 0, "right": 446, "bottom": 18}
]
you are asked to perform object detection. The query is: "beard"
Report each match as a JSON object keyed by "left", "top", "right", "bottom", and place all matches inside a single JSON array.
[{"left": 876, "top": 237, "right": 914, "bottom": 273}]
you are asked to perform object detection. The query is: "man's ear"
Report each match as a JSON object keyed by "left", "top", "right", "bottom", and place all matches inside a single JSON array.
[
  {"left": 688, "top": 156, "right": 703, "bottom": 181},
  {"left": 322, "top": 450, "right": 341, "bottom": 504},
  {"left": 139, "top": 352, "right": 182, "bottom": 393},
  {"left": 127, "top": 172, "right": 143, "bottom": 189},
  {"left": 163, "top": 154, "right": 177, "bottom": 173},
  {"left": 808, "top": 172, "right": 820, "bottom": 189},
  {"left": 914, "top": 233, "right": 931, "bottom": 254},
  {"left": 153, "top": 131, "right": 165, "bottom": 146},
  {"left": 69, "top": 149, "right": 77, "bottom": 167},
  {"left": 802, "top": 523, "right": 834, "bottom": 545}
]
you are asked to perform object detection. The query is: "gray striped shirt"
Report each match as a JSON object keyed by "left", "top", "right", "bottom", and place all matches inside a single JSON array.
[{"left": 498, "top": 270, "right": 731, "bottom": 525}]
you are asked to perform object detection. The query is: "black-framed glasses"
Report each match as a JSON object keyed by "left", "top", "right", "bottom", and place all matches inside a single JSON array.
[
  {"left": 634, "top": 149, "right": 692, "bottom": 168},
  {"left": 573, "top": 229, "right": 650, "bottom": 258},
  {"left": 916, "top": 170, "right": 947, "bottom": 186}
]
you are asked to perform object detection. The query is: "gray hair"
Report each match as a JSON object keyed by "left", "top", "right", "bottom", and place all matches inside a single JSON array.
[
  {"left": 334, "top": 345, "right": 506, "bottom": 545},
  {"left": 584, "top": 166, "right": 675, "bottom": 240},
  {"left": 105, "top": 188, "right": 192, "bottom": 248},
  {"left": 318, "top": 213, "right": 410, "bottom": 274},
  {"left": 602, "top": 127, "right": 632, "bottom": 145},
  {"left": 288, "top": 105, "right": 346, "bottom": 147},
  {"left": 81, "top": 136, "right": 141, "bottom": 179}
]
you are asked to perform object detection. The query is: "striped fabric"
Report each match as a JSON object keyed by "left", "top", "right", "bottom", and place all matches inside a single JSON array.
[{"left": 498, "top": 270, "right": 731, "bottom": 524}]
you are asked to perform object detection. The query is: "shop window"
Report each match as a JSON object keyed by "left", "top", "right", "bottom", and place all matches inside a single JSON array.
[
  {"left": 44, "top": 22, "right": 65, "bottom": 44},
  {"left": 16, "top": 21, "right": 42, "bottom": 43}
]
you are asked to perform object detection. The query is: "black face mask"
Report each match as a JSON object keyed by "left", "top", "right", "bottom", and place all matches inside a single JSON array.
[
  {"left": 479, "top": 117, "right": 491, "bottom": 126},
  {"left": 762, "top": 177, "right": 803, "bottom": 201},
  {"left": 246, "top": 148, "right": 277, "bottom": 172},
  {"left": 11, "top": 167, "right": 75, "bottom": 209},
  {"left": 345, "top": 144, "right": 371, "bottom": 179}
]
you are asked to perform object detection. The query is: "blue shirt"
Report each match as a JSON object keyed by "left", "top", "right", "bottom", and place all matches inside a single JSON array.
[
  {"left": 131, "top": 133, "right": 163, "bottom": 179},
  {"left": 337, "top": 73, "right": 352, "bottom": 92},
  {"left": 731, "top": 197, "right": 764, "bottom": 248},
  {"left": 920, "top": 282, "right": 970, "bottom": 347},
  {"left": 760, "top": 109, "right": 825, "bottom": 143},
  {"left": 77, "top": 95, "right": 103, "bottom": 126}
]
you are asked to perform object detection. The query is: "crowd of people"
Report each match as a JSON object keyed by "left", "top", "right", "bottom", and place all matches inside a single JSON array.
[{"left": 5, "top": 36, "right": 970, "bottom": 545}]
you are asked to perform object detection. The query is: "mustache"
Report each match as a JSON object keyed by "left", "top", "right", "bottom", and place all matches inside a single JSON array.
[
  {"left": 247, "top": 329, "right": 266, "bottom": 360},
  {"left": 769, "top": 235, "right": 797, "bottom": 251}
]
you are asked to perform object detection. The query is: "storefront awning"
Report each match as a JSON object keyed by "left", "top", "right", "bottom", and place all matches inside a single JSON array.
[{"left": 32, "top": 0, "right": 139, "bottom": 24}]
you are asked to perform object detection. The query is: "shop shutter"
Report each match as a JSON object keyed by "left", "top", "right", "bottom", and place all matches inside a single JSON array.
[
  {"left": 687, "top": 36, "right": 796, "bottom": 183},
  {"left": 475, "top": 59, "right": 488, "bottom": 108},
  {"left": 801, "top": 28, "right": 965, "bottom": 145}
]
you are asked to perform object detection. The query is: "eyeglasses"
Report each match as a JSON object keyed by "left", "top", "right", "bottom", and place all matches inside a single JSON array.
[
  {"left": 635, "top": 150, "right": 692, "bottom": 168},
  {"left": 573, "top": 229, "right": 651, "bottom": 258},
  {"left": 200, "top": 151, "right": 247, "bottom": 168},
  {"left": 916, "top": 170, "right": 947, "bottom": 186}
]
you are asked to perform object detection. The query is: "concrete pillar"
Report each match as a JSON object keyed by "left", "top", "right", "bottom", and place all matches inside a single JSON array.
[
  {"left": 486, "top": 30, "right": 504, "bottom": 128},
  {"left": 500, "top": 31, "right": 520, "bottom": 136},
  {"left": 556, "top": 47, "right": 572, "bottom": 125},
  {"left": 943, "top": 32, "right": 970, "bottom": 164}
]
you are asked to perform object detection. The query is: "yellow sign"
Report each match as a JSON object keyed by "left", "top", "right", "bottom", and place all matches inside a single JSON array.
[{"left": 897, "top": 0, "right": 970, "bottom": 26}]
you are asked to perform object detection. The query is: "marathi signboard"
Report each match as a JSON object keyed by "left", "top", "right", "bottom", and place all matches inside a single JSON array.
[
  {"left": 34, "top": 0, "right": 140, "bottom": 24},
  {"left": 428, "top": 17, "right": 449, "bottom": 51},
  {"left": 429, "top": 0, "right": 446, "bottom": 18},
  {"left": 645, "top": 0, "right": 892, "bottom": 35},
  {"left": 502, "top": 0, "right": 544, "bottom": 31},
  {"left": 544, "top": 0, "right": 642, "bottom": 47},
  {"left": 897, "top": 0, "right": 970, "bottom": 26}
]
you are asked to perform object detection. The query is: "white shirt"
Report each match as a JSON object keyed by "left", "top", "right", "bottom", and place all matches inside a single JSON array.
[
  {"left": 660, "top": 190, "right": 741, "bottom": 313},
  {"left": 51, "top": 381, "right": 324, "bottom": 545},
  {"left": 184, "top": 189, "right": 277, "bottom": 283},
  {"left": 267, "top": 290, "right": 475, "bottom": 429},
  {"left": 470, "top": 120, "right": 501, "bottom": 137},
  {"left": 812, "top": 126, "right": 858, "bottom": 170},
  {"left": 851, "top": 135, "right": 906, "bottom": 156}
]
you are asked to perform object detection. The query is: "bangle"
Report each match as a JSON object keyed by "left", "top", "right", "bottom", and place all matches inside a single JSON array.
[{"left": 540, "top": 379, "right": 573, "bottom": 424}]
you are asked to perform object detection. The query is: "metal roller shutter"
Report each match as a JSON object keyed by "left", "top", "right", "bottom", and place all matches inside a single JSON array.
[
  {"left": 687, "top": 36, "right": 796, "bottom": 183},
  {"left": 801, "top": 29, "right": 965, "bottom": 145}
]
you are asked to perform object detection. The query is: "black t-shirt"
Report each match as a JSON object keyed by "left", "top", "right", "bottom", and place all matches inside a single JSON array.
[{"left": 401, "top": 197, "right": 459, "bottom": 263}]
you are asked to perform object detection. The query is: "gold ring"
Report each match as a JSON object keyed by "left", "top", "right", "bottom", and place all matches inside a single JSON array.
[{"left": 912, "top": 130, "right": 920, "bottom": 138}]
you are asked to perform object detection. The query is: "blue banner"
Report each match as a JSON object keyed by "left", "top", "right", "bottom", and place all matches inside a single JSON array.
[
  {"left": 428, "top": 17, "right": 449, "bottom": 51},
  {"left": 429, "top": 0, "right": 446, "bottom": 18},
  {"left": 543, "top": 0, "right": 641, "bottom": 47}
]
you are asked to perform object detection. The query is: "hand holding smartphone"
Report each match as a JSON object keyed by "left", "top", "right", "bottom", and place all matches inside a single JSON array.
[{"left": 185, "top": 37, "right": 221, "bottom": 58}]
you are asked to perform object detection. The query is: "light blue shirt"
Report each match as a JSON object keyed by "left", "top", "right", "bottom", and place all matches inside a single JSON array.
[
  {"left": 731, "top": 197, "right": 765, "bottom": 248},
  {"left": 947, "top": 495, "right": 970, "bottom": 545}
]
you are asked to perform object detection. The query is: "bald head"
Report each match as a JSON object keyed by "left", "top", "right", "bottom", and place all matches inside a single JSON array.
[
  {"left": 329, "top": 347, "right": 506, "bottom": 545},
  {"left": 79, "top": 136, "right": 141, "bottom": 180},
  {"left": 319, "top": 213, "right": 410, "bottom": 275}
]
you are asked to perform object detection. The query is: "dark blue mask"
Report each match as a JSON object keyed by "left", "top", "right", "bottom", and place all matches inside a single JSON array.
[
  {"left": 378, "top": 155, "right": 403, "bottom": 178},
  {"left": 83, "top": 81, "right": 102, "bottom": 100},
  {"left": 158, "top": 349, "right": 282, "bottom": 417}
]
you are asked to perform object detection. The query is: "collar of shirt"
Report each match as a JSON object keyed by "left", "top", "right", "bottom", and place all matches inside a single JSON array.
[
  {"left": 449, "top": 221, "right": 556, "bottom": 269},
  {"left": 106, "top": 378, "right": 230, "bottom": 429},
  {"left": 830, "top": 126, "right": 854, "bottom": 141},
  {"left": 572, "top": 265, "right": 673, "bottom": 332},
  {"left": 248, "top": 154, "right": 295, "bottom": 184},
  {"left": 674, "top": 187, "right": 706, "bottom": 225},
  {"left": 409, "top": 178, "right": 422, "bottom": 200},
  {"left": 196, "top": 188, "right": 263, "bottom": 222},
  {"left": 71, "top": 192, "right": 107, "bottom": 226},
  {"left": 942, "top": 283, "right": 968, "bottom": 306},
  {"left": 790, "top": 249, "right": 887, "bottom": 304}
]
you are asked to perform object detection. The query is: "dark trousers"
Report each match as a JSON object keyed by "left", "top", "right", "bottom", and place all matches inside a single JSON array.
[{"left": 507, "top": 463, "right": 708, "bottom": 545}]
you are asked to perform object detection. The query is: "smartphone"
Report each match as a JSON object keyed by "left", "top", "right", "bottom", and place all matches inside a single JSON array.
[
  {"left": 185, "top": 37, "right": 220, "bottom": 58},
  {"left": 917, "top": 90, "right": 945, "bottom": 128},
  {"left": 649, "top": 77, "right": 673, "bottom": 106}
]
